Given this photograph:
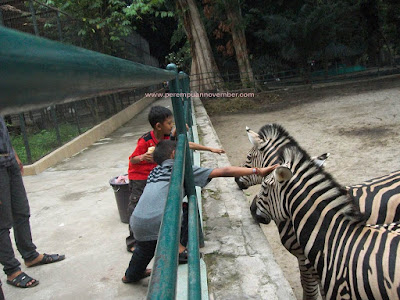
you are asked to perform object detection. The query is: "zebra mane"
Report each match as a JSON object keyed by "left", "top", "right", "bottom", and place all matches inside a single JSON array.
[
  {"left": 281, "top": 145, "right": 365, "bottom": 223},
  {"left": 258, "top": 123, "right": 300, "bottom": 150},
  {"left": 258, "top": 123, "right": 291, "bottom": 141}
]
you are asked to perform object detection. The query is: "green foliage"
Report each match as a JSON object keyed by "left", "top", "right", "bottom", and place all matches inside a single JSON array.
[
  {"left": 47, "top": 0, "right": 133, "bottom": 53},
  {"left": 245, "top": 0, "right": 366, "bottom": 73},
  {"left": 165, "top": 41, "right": 191, "bottom": 72},
  {"left": 11, "top": 124, "right": 89, "bottom": 165}
]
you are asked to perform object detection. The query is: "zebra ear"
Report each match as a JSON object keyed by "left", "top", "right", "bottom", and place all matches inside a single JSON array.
[
  {"left": 246, "top": 126, "right": 264, "bottom": 148},
  {"left": 274, "top": 166, "right": 293, "bottom": 183}
]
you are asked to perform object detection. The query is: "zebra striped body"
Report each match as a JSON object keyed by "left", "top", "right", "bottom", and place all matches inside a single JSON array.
[
  {"left": 350, "top": 170, "right": 400, "bottom": 224},
  {"left": 240, "top": 124, "right": 400, "bottom": 299},
  {"left": 258, "top": 146, "right": 400, "bottom": 299}
]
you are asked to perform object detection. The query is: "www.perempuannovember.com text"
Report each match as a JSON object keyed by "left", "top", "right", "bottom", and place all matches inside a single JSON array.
[{"left": 145, "top": 92, "right": 255, "bottom": 98}]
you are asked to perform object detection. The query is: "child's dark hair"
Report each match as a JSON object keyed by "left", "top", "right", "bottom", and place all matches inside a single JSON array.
[
  {"left": 148, "top": 106, "right": 173, "bottom": 128},
  {"left": 153, "top": 140, "right": 177, "bottom": 165}
]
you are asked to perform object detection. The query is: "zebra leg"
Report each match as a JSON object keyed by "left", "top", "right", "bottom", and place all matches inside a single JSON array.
[{"left": 297, "top": 255, "right": 322, "bottom": 300}]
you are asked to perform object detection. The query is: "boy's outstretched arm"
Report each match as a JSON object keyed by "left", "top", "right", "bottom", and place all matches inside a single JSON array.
[
  {"left": 188, "top": 142, "right": 225, "bottom": 154},
  {"left": 209, "top": 164, "right": 279, "bottom": 178}
]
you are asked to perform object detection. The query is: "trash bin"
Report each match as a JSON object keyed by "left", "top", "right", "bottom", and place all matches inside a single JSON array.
[{"left": 109, "top": 175, "right": 130, "bottom": 224}]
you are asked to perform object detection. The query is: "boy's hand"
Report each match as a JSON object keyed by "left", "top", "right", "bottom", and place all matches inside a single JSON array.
[
  {"left": 210, "top": 148, "right": 225, "bottom": 155},
  {"left": 258, "top": 164, "right": 280, "bottom": 177},
  {"left": 142, "top": 152, "right": 154, "bottom": 162},
  {"left": 171, "top": 127, "right": 177, "bottom": 137},
  {"left": 171, "top": 124, "right": 190, "bottom": 136}
]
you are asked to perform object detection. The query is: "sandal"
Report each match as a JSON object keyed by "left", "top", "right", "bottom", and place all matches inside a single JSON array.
[
  {"left": 27, "top": 253, "right": 65, "bottom": 268},
  {"left": 6, "top": 272, "right": 39, "bottom": 288},
  {"left": 122, "top": 269, "right": 151, "bottom": 283}
]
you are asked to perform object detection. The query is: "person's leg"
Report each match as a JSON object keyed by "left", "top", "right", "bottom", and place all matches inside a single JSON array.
[
  {"left": 8, "top": 160, "right": 38, "bottom": 262},
  {"left": 0, "top": 280, "right": 4, "bottom": 300},
  {"left": 0, "top": 164, "right": 23, "bottom": 276},
  {"left": 126, "top": 180, "right": 147, "bottom": 250},
  {"left": 124, "top": 240, "right": 157, "bottom": 282}
]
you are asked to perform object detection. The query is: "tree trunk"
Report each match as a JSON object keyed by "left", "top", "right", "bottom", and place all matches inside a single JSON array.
[
  {"left": 225, "top": 0, "right": 255, "bottom": 89},
  {"left": 177, "top": 0, "right": 224, "bottom": 92},
  {"left": 360, "top": 0, "right": 382, "bottom": 67}
]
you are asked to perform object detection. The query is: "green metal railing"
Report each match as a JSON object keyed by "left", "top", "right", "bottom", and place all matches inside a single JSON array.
[
  {"left": 147, "top": 65, "right": 203, "bottom": 300},
  {"left": 1, "top": 26, "right": 204, "bottom": 299},
  {"left": 0, "top": 27, "right": 175, "bottom": 115}
]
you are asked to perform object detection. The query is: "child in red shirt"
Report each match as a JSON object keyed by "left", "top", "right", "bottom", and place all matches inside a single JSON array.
[{"left": 126, "top": 106, "right": 224, "bottom": 252}]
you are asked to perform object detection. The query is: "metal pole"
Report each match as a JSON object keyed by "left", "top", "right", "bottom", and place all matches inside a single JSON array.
[
  {"left": 73, "top": 102, "right": 82, "bottom": 134},
  {"left": 56, "top": 12, "right": 63, "bottom": 41},
  {"left": 112, "top": 94, "right": 118, "bottom": 113},
  {"left": 188, "top": 194, "right": 202, "bottom": 300},
  {"left": 51, "top": 106, "right": 62, "bottom": 146},
  {"left": 19, "top": 113, "right": 32, "bottom": 164},
  {"left": 29, "top": 0, "right": 40, "bottom": 36},
  {"left": 0, "top": 7, "right": 4, "bottom": 26}
]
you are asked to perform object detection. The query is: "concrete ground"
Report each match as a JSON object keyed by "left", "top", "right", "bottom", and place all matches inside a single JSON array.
[{"left": 1, "top": 97, "right": 294, "bottom": 300}]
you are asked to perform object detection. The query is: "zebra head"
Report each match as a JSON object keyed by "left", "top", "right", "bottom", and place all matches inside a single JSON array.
[
  {"left": 235, "top": 124, "right": 290, "bottom": 190},
  {"left": 255, "top": 164, "right": 294, "bottom": 223},
  {"left": 250, "top": 195, "right": 271, "bottom": 224},
  {"left": 235, "top": 124, "right": 330, "bottom": 190}
]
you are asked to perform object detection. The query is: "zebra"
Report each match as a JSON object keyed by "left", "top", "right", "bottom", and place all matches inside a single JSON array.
[
  {"left": 235, "top": 125, "right": 330, "bottom": 190},
  {"left": 256, "top": 145, "right": 400, "bottom": 299},
  {"left": 237, "top": 124, "right": 400, "bottom": 299},
  {"left": 237, "top": 124, "right": 400, "bottom": 224},
  {"left": 250, "top": 169, "right": 400, "bottom": 299}
]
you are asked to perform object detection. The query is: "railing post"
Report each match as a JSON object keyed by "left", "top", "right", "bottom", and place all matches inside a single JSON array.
[
  {"left": 56, "top": 12, "right": 63, "bottom": 42},
  {"left": 19, "top": 113, "right": 32, "bottom": 164},
  {"left": 29, "top": 0, "right": 40, "bottom": 36},
  {"left": 147, "top": 136, "right": 187, "bottom": 300},
  {"left": 0, "top": 7, "right": 4, "bottom": 26},
  {"left": 50, "top": 106, "right": 62, "bottom": 146},
  {"left": 188, "top": 194, "right": 201, "bottom": 300},
  {"left": 73, "top": 102, "right": 82, "bottom": 134}
]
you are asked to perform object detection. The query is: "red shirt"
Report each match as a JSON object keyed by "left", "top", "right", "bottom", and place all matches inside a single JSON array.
[{"left": 128, "top": 131, "right": 170, "bottom": 180}]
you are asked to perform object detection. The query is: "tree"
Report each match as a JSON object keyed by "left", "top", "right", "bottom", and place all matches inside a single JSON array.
[
  {"left": 225, "top": 1, "right": 255, "bottom": 87},
  {"left": 176, "top": 0, "right": 224, "bottom": 91},
  {"left": 206, "top": 0, "right": 255, "bottom": 88},
  {"left": 47, "top": 0, "right": 132, "bottom": 54},
  {"left": 124, "top": 0, "right": 224, "bottom": 91},
  {"left": 359, "top": 0, "right": 382, "bottom": 66}
]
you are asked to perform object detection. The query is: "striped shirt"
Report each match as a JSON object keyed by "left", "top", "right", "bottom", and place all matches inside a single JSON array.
[
  {"left": 131, "top": 159, "right": 213, "bottom": 241},
  {"left": 0, "top": 116, "right": 15, "bottom": 167}
]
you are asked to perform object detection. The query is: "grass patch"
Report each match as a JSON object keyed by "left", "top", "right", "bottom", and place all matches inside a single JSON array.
[{"left": 10, "top": 124, "right": 89, "bottom": 164}]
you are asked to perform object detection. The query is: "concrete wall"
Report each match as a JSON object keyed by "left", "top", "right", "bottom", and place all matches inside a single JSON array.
[{"left": 23, "top": 95, "right": 158, "bottom": 176}]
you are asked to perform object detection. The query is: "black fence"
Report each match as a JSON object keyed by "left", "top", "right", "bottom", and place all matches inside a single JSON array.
[
  {"left": 189, "top": 64, "right": 400, "bottom": 93},
  {"left": 5, "top": 87, "right": 160, "bottom": 165}
]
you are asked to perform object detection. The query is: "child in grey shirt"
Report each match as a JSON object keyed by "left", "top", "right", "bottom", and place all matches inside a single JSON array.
[{"left": 122, "top": 140, "right": 278, "bottom": 283}]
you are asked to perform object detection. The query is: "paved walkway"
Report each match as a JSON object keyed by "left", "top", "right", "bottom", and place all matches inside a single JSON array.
[{"left": 1, "top": 97, "right": 295, "bottom": 300}]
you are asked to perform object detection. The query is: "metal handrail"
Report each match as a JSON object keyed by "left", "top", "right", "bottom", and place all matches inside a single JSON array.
[
  {"left": 0, "top": 26, "right": 203, "bottom": 299},
  {"left": 0, "top": 26, "right": 176, "bottom": 115},
  {"left": 147, "top": 65, "right": 202, "bottom": 299}
]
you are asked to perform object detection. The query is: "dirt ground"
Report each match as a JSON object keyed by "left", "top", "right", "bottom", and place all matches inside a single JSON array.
[{"left": 204, "top": 76, "right": 400, "bottom": 300}]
